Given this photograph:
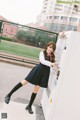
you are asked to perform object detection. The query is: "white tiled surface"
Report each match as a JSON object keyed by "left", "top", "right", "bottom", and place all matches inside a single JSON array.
[{"left": 0, "top": 101, "right": 36, "bottom": 120}]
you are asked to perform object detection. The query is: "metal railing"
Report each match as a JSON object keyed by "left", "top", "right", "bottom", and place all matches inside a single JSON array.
[
  {"left": 0, "top": 20, "right": 59, "bottom": 65},
  {"left": 0, "top": 20, "right": 58, "bottom": 45}
]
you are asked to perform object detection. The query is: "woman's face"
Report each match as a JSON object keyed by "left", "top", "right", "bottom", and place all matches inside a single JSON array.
[{"left": 46, "top": 44, "right": 53, "bottom": 54}]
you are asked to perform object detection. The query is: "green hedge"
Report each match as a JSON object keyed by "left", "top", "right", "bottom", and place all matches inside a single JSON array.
[{"left": 0, "top": 36, "right": 13, "bottom": 41}]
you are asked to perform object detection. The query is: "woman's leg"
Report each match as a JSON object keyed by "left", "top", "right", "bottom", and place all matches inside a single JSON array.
[
  {"left": 5, "top": 80, "right": 28, "bottom": 104},
  {"left": 26, "top": 85, "right": 40, "bottom": 114}
]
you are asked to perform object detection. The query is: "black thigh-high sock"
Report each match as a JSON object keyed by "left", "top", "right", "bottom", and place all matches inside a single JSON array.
[
  {"left": 7, "top": 82, "right": 23, "bottom": 97},
  {"left": 28, "top": 92, "right": 37, "bottom": 108}
]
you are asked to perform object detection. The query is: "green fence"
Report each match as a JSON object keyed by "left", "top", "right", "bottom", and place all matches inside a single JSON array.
[{"left": 0, "top": 20, "right": 59, "bottom": 59}]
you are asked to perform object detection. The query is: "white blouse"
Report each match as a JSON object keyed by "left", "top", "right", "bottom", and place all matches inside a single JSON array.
[{"left": 39, "top": 51, "right": 51, "bottom": 67}]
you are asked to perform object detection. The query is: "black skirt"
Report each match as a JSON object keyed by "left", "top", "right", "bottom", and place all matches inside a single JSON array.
[{"left": 25, "top": 63, "right": 50, "bottom": 88}]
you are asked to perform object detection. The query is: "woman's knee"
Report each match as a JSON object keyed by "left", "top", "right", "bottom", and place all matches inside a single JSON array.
[
  {"left": 33, "top": 85, "right": 40, "bottom": 93},
  {"left": 21, "top": 80, "right": 28, "bottom": 85}
]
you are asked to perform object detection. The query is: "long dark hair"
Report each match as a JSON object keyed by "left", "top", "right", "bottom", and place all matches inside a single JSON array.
[{"left": 43, "top": 41, "right": 56, "bottom": 62}]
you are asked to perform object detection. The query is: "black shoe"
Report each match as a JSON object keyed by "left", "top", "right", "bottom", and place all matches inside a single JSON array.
[
  {"left": 25, "top": 105, "right": 33, "bottom": 114},
  {"left": 5, "top": 95, "right": 11, "bottom": 104}
]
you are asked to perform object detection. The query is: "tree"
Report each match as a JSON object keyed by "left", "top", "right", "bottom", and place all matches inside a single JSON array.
[
  {"left": 16, "top": 30, "right": 27, "bottom": 41},
  {"left": 16, "top": 29, "right": 57, "bottom": 47}
]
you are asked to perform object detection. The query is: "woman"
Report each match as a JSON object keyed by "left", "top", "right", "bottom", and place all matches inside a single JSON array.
[{"left": 5, "top": 41, "right": 58, "bottom": 114}]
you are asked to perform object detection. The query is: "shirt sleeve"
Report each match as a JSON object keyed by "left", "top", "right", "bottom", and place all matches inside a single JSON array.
[{"left": 39, "top": 51, "right": 51, "bottom": 67}]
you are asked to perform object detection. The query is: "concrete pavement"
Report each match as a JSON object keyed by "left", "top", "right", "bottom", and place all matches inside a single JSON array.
[
  {"left": 0, "top": 62, "right": 45, "bottom": 120},
  {"left": 0, "top": 102, "right": 36, "bottom": 120}
]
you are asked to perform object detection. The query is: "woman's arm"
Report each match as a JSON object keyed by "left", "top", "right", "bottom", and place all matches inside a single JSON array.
[{"left": 39, "top": 51, "right": 52, "bottom": 67}]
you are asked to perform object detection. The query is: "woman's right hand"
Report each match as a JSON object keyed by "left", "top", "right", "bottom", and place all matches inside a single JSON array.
[{"left": 51, "top": 62, "right": 59, "bottom": 68}]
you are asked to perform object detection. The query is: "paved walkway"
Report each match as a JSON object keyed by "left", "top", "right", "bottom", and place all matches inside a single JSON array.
[
  {"left": 0, "top": 62, "right": 45, "bottom": 120},
  {"left": 0, "top": 51, "right": 39, "bottom": 68}
]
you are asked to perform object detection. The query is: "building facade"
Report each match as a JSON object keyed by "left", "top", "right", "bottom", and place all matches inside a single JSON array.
[
  {"left": 36, "top": 0, "right": 80, "bottom": 32},
  {"left": 0, "top": 16, "right": 18, "bottom": 39}
]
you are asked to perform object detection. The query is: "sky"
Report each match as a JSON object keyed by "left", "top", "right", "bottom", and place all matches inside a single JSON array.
[{"left": 0, "top": 0, "right": 43, "bottom": 25}]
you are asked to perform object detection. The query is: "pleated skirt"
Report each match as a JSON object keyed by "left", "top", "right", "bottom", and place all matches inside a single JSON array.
[{"left": 25, "top": 63, "right": 50, "bottom": 88}]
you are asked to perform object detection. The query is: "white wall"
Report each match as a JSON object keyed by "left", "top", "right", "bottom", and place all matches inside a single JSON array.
[
  {"left": 49, "top": 31, "right": 80, "bottom": 120},
  {"left": 41, "top": 31, "right": 80, "bottom": 120}
]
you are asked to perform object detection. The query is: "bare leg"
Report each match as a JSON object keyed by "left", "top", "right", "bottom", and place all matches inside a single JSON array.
[
  {"left": 33, "top": 85, "right": 40, "bottom": 93},
  {"left": 21, "top": 79, "right": 28, "bottom": 85}
]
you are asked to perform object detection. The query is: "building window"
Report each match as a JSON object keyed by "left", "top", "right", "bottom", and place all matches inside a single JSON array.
[
  {"left": 54, "top": 16, "right": 59, "bottom": 19},
  {"left": 69, "top": 17, "right": 77, "bottom": 22},
  {"left": 44, "top": 7, "right": 47, "bottom": 9},
  {"left": 44, "top": 3, "right": 47, "bottom": 5},
  {"left": 73, "top": 26, "right": 77, "bottom": 31},
  {"left": 55, "top": 8, "right": 62, "bottom": 11},
  {"left": 61, "top": 16, "right": 68, "bottom": 20},
  {"left": 56, "top": 4, "right": 63, "bottom": 7},
  {"left": 43, "top": 0, "right": 47, "bottom": 2},
  {"left": 49, "top": 16, "right": 53, "bottom": 19},
  {"left": 68, "top": 25, "right": 73, "bottom": 30},
  {"left": 42, "top": 10, "right": 46, "bottom": 13}
]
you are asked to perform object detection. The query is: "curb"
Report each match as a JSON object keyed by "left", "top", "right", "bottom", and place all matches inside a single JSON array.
[
  {"left": 0, "top": 57, "right": 35, "bottom": 68},
  {"left": 0, "top": 52, "right": 39, "bottom": 68}
]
